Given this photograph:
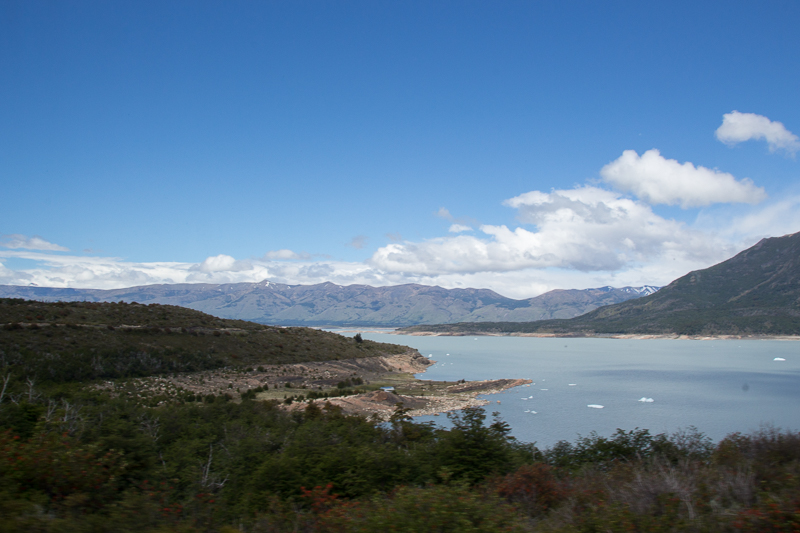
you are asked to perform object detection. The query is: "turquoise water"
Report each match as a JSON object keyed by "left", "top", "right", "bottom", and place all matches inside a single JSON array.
[{"left": 363, "top": 333, "right": 800, "bottom": 448}]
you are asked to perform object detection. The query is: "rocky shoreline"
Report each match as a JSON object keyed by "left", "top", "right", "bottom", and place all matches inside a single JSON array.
[
  {"left": 96, "top": 349, "right": 532, "bottom": 418},
  {"left": 400, "top": 331, "right": 800, "bottom": 341},
  {"left": 308, "top": 377, "right": 532, "bottom": 420}
]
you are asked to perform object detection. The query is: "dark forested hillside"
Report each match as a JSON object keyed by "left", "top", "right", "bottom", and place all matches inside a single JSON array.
[{"left": 0, "top": 298, "right": 406, "bottom": 383}]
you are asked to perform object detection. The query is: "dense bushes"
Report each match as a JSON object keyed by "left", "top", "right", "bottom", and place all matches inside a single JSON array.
[
  {"left": 0, "top": 379, "right": 536, "bottom": 531},
  {"left": 0, "top": 378, "right": 799, "bottom": 531}
]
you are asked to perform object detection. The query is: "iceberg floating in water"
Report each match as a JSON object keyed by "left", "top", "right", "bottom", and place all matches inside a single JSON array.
[
  {"left": 569, "top": 384, "right": 577, "bottom": 386},
  {"left": 638, "top": 397, "right": 655, "bottom": 403},
  {"left": 774, "top": 357, "right": 786, "bottom": 361},
  {"left": 587, "top": 404, "right": 604, "bottom": 409}
]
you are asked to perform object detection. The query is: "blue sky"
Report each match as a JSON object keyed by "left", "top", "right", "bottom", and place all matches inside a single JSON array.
[{"left": 2, "top": 1, "right": 799, "bottom": 298}]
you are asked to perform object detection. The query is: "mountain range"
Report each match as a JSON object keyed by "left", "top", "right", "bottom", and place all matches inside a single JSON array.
[
  {"left": 0, "top": 281, "right": 658, "bottom": 327},
  {"left": 401, "top": 230, "right": 800, "bottom": 336}
]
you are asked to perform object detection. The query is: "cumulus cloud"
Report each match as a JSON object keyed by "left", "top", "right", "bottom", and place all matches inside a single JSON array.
[
  {"left": 715, "top": 111, "right": 800, "bottom": 155},
  {"left": 1, "top": 234, "right": 69, "bottom": 251},
  {"left": 449, "top": 224, "right": 472, "bottom": 233},
  {"left": 370, "top": 186, "right": 736, "bottom": 276},
  {"left": 190, "top": 254, "right": 255, "bottom": 273},
  {"left": 599, "top": 149, "right": 766, "bottom": 208},
  {"left": 262, "top": 249, "right": 310, "bottom": 260}
]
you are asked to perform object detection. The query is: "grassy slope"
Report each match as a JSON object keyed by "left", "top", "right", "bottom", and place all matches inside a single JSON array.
[{"left": 0, "top": 298, "right": 408, "bottom": 383}]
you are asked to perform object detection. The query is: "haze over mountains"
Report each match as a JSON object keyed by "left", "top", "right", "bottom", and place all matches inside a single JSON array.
[
  {"left": 0, "top": 282, "right": 658, "bottom": 327},
  {"left": 402, "top": 231, "right": 800, "bottom": 336}
]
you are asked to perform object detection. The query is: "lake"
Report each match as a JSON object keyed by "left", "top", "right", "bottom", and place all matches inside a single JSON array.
[{"left": 362, "top": 333, "right": 800, "bottom": 448}]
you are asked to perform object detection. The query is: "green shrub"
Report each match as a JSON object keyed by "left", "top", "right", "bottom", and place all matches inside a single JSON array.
[{"left": 317, "top": 483, "right": 528, "bottom": 532}]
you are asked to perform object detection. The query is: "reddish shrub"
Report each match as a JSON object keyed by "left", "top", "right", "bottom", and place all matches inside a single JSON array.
[
  {"left": 733, "top": 497, "right": 800, "bottom": 532},
  {"left": 493, "top": 463, "right": 569, "bottom": 516}
]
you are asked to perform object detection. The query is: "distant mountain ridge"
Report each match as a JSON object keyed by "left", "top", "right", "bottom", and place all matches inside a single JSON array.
[
  {"left": 0, "top": 281, "right": 659, "bottom": 327},
  {"left": 401, "top": 231, "right": 800, "bottom": 336}
]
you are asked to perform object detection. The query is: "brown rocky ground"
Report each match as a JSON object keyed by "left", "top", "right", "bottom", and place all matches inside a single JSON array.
[
  {"left": 96, "top": 350, "right": 531, "bottom": 418},
  {"left": 291, "top": 378, "right": 532, "bottom": 420}
]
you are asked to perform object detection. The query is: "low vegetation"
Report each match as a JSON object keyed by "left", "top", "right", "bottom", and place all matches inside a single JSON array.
[
  {"left": 1, "top": 380, "right": 799, "bottom": 532},
  {"left": 2, "top": 297, "right": 799, "bottom": 531}
]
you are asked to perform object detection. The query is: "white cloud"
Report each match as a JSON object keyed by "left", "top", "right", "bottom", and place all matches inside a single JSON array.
[
  {"left": 0, "top": 249, "right": 661, "bottom": 299},
  {"left": 0, "top": 250, "right": 372, "bottom": 292},
  {"left": 600, "top": 149, "right": 766, "bottom": 208},
  {"left": 370, "top": 186, "right": 737, "bottom": 276},
  {"left": 1, "top": 234, "right": 69, "bottom": 251},
  {"left": 448, "top": 224, "right": 472, "bottom": 233},
  {"left": 191, "top": 254, "right": 254, "bottom": 273},
  {"left": 0, "top": 251, "right": 192, "bottom": 288},
  {"left": 263, "top": 249, "right": 310, "bottom": 260},
  {"left": 715, "top": 111, "right": 800, "bottom": 155}
]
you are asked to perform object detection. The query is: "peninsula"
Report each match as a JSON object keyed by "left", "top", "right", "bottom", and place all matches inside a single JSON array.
[{"left": 1, "top": 298, "right": 529, "bottom": 418}]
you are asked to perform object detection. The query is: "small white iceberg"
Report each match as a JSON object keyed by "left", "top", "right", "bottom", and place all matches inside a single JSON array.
[
  {"left": 530, "top": 411, "right": 537, "bottom": 414},
  {"left": 638, "top": 397, "right": 655, "bottom": 403},
  {"left": 569, "top": 384, "right": 577, "bottom": 386},
  {"left": 524, "top": 409, "right": 531, "bottom": 413},
  {"left": 528, "top": 395, "right": 533, "bottom": 399},
  {"left": 520, "top": 397, "right": 529, "bottom": 400},
  {"left": 587, "top": 404, "right": 604, "bottom": 409},
  {"left": 540, "top": 389, "right": 548, "bottom": 391},
  {"left": 774, "top": 357, "right": 786, "bottom": 361}
]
